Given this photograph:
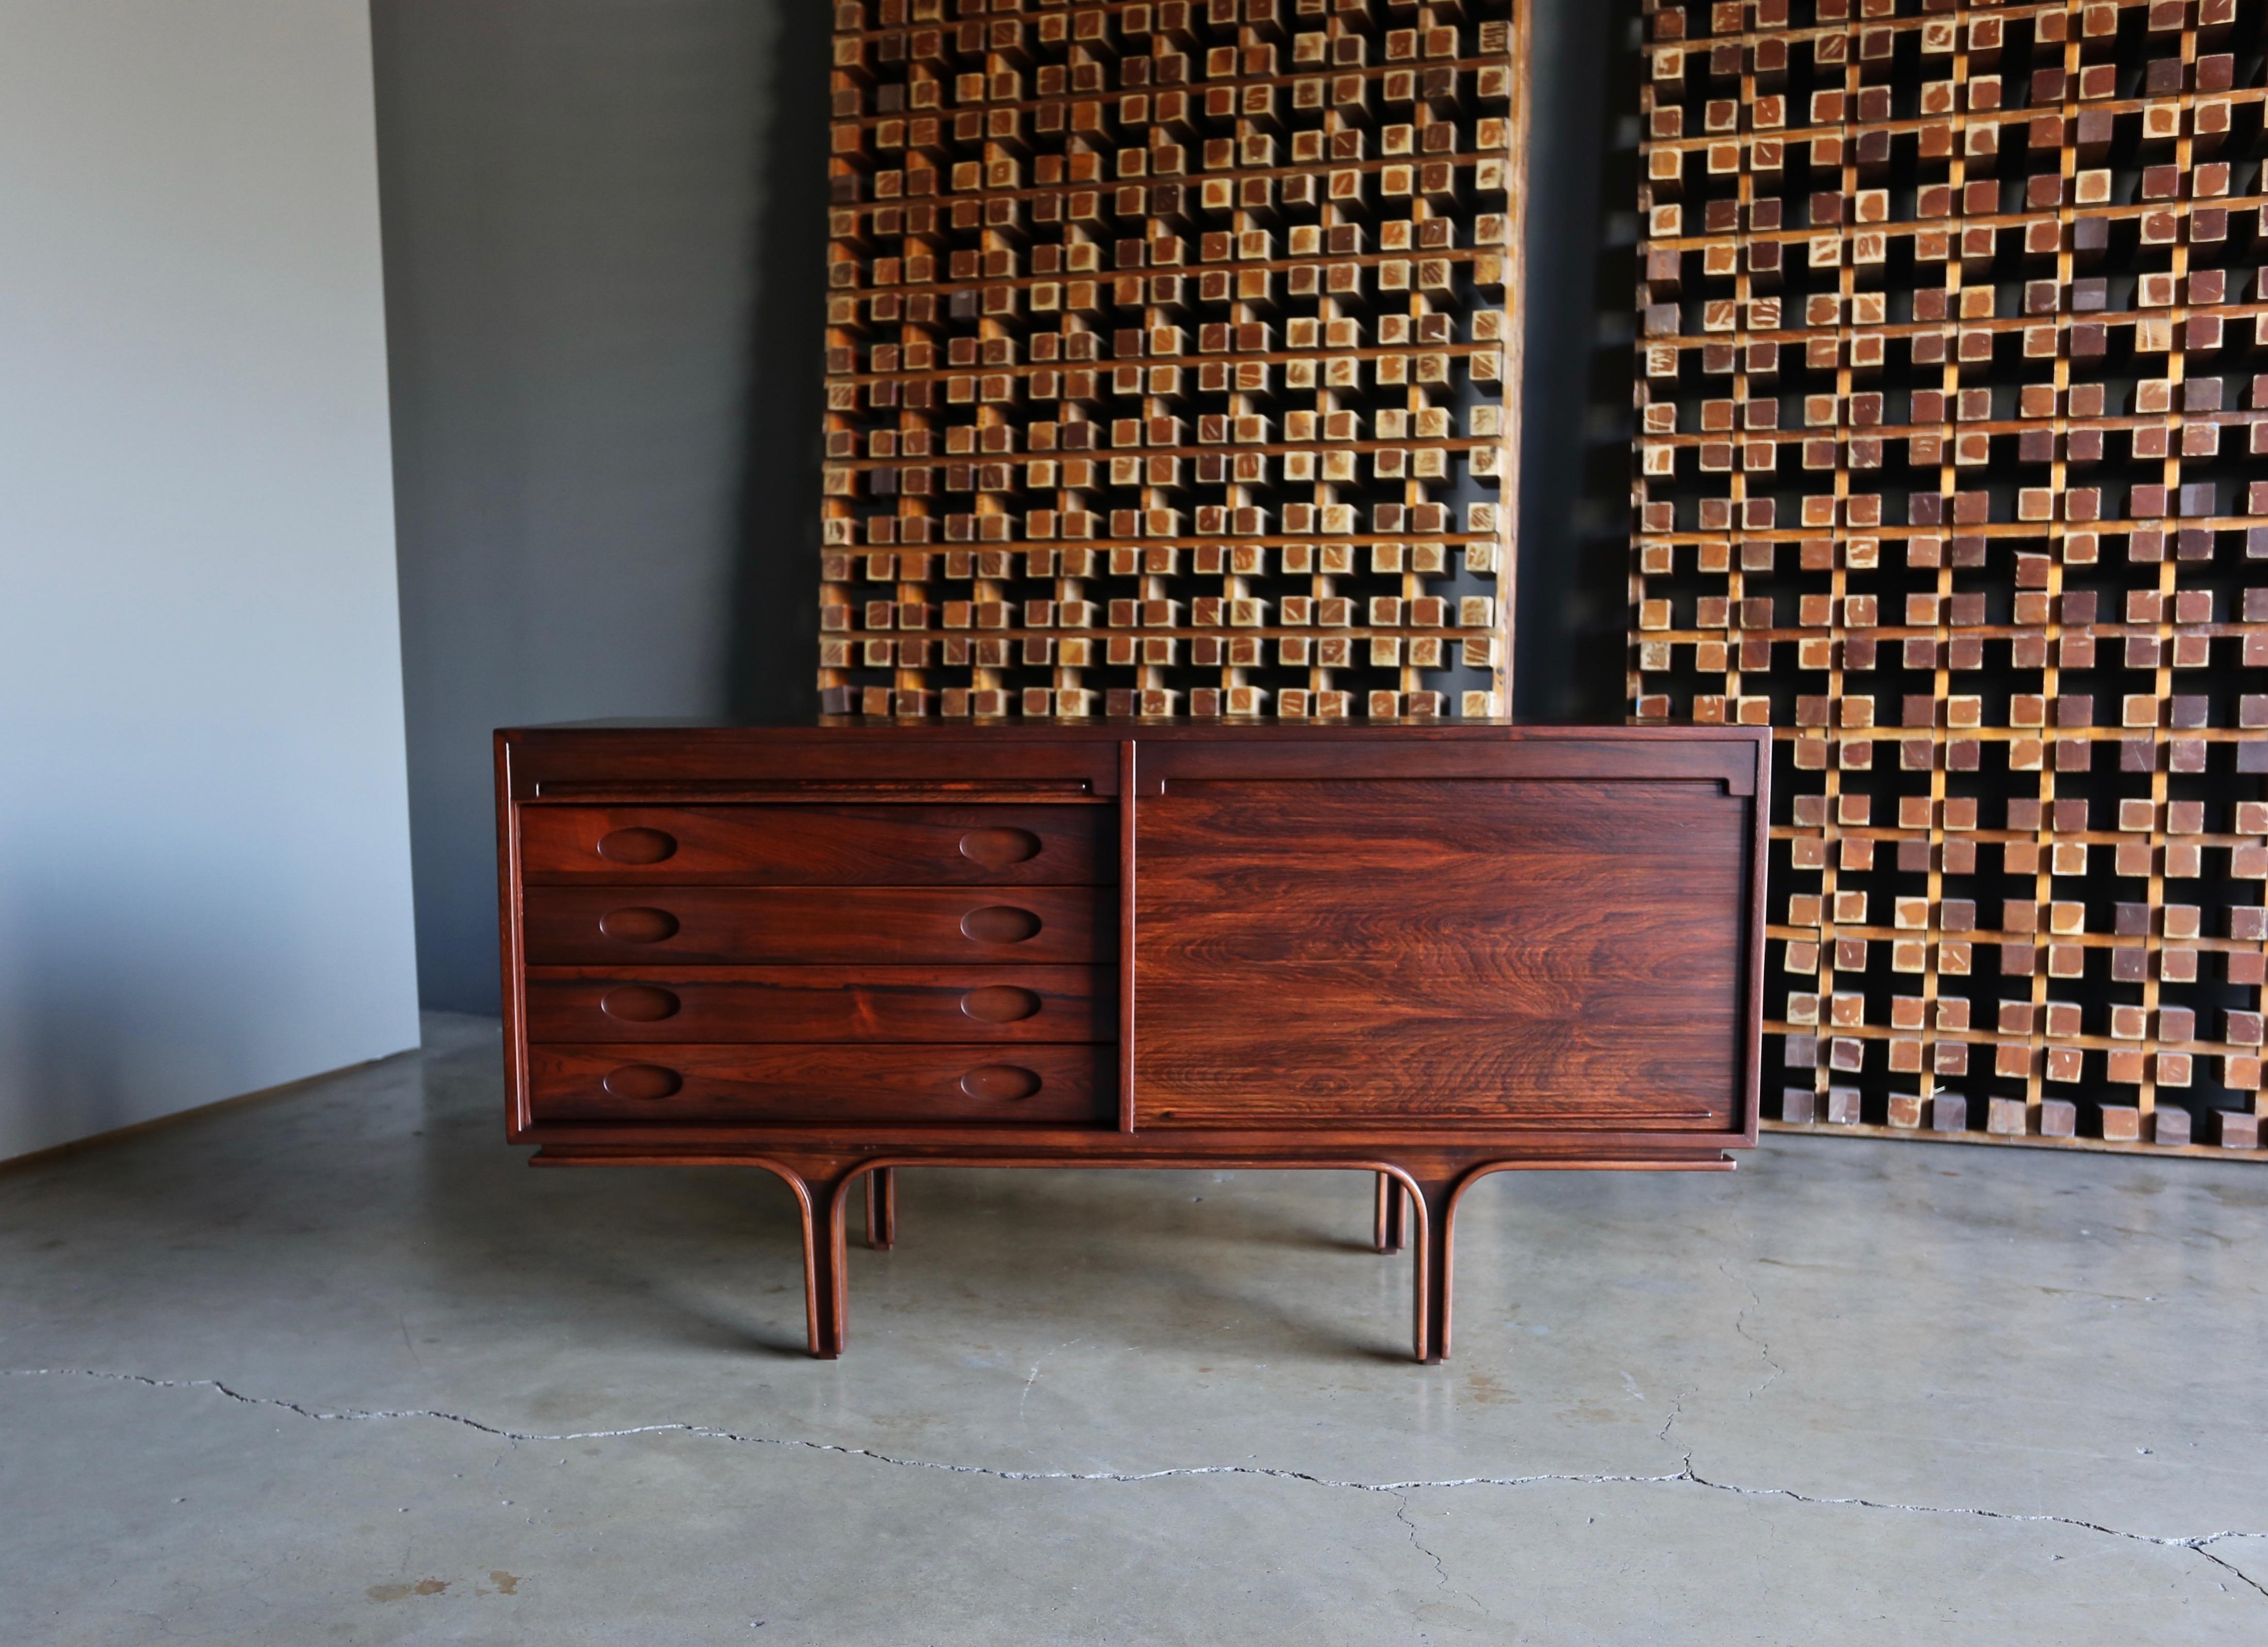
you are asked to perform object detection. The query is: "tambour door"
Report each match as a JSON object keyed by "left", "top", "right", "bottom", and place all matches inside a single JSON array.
[{"left": 1129, "top": 735, "right": 1765, "bottom": 1133}]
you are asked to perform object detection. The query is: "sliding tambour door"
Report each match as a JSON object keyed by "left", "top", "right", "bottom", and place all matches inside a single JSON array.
[{"left": 1130, "top": 735, "right": 1764, "bottom": 1134}]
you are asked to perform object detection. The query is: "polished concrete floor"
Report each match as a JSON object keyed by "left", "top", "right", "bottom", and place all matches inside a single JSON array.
[{"left": 2, "top": 1013, "right": 2263, "bottom": 1644}]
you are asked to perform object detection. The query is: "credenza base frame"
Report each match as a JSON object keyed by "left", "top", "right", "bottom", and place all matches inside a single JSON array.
[{"left": 529, "top": 1143, "right": 1739, "bottom": 1363}]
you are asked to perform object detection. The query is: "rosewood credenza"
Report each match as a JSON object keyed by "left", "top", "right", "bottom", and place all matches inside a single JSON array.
[{"left": 496, "top": 721, "right": 1767, "bottom": 1361}]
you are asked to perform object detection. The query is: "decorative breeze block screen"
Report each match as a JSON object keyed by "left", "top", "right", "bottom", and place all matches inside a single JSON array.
[
  {"left": 820, "top": 0, "right": 1526, "bottom": 721},
  {"left": 1633, "top": 0, "right": 2268, "bottom": 1154}
]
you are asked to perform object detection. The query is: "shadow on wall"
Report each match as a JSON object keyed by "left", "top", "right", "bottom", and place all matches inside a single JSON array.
[
  {"left": 1514, "top": 0, "right": 1644, "bottom": 725},
  {"left": 2, "top": 851, "right": 233, "bottom": 1147},
  {"left": 376, "top": 1, "right": 830, "bottom": 1013},
  {"left": 0, "top": 829, "right": 280, "bottom": 1152},
  {"left": 727, "top": 0, "right": 829, "bottom": 723}
]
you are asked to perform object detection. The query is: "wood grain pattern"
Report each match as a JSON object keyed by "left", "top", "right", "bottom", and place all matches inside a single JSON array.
[
  {"left": 523, "top": 966, "right": 1114, "bottom": 1044},
  {"left": 520, "top": 804, "right": 1113, "bottom": 885},
  {"left": 527, "top": 1041, "right": 1113, "bottom": 1126},
  {"left": 521, "top": 884, "right": 1112, "bottom": 966},
  {"left": 1135, "top": 779, "right": 1749, "bottom": 1124}
]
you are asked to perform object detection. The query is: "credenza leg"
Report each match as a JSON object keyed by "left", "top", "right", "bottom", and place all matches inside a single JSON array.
[
  {"left": 864, "top": 1166, "right": 897, "bottom": 1250},
  {"left": 791, "top": 1167, "right": 857, "bottom": 1359},
  {"left": 1409, "top": 1175, "right": 1460, "bottom": 1364},
  {"left": 1372, "top": 1172, "right": 1405, "bottom": 1254}
]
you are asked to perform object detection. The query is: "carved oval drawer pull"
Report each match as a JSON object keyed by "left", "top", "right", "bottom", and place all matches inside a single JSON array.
[
  {"left": 597, "top": 826, "right": 677, "bottom": 864},
  {"left": 960, "top": 985, "right": 1041, "bottom": 1024},
  {"left": 960, "top": 1064, "right": 1041, "bottom": 1101},
  {"left": 960, "top": 905, "right": 1041, "bottom": 944},
  {"left": 600, "top": 985, "right": 681, "bottom": 1023},
  {"left": 599, "top": 907, "right": 680, "bottom": 944},
  {"left": 957, "top": 826, "right": 1041, "bottom": 868},
  {"left": 602, "top": 1063, "right": 683, "bottom": 1101}
]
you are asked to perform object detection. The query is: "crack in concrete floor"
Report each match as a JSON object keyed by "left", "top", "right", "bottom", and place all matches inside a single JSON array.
[
  {"left": 1717, "top": 1257, "right": 1784, "bottom": 1401},
  {"left": 1392, "top": 1489, "right": 1493, "bottom": 1616},
  {"left": 10, "top": 1364, "right": 2265, "bottom": 1602},
  {"left": 1654, "top": 1384, "right": 1690, "bottom": 1445}
]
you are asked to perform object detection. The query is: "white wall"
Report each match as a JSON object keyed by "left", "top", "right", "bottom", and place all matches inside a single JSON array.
[{"left": 0, "top": 1, "right": 421, "bottom": 1159}]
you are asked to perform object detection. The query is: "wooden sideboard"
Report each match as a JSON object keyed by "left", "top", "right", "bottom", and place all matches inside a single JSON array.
[{"left": 496, "top": 721, "right": 1767, "bottom": 1361}]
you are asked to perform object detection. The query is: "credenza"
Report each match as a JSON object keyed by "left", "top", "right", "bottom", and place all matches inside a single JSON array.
[{"left": 496, "top": 721, "right": 1767, "bottom": 1361}]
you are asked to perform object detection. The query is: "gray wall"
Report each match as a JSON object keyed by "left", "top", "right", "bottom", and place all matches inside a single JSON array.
[
  {"left": 375, "top": 0, "right": 827, "bottom": 1014},
  {"left": 0, "top": 1, "right": 421, "bottom": 1158},
  {"left": 375, "top": 0, "right": 1637, "bottom": 1011}
]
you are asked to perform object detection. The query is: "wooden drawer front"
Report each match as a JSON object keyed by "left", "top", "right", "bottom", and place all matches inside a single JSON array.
[
  {"left": 524, "top": 967, "right": 1114, "bottom": 1044},
  {"left": 527, "top": 1043, "right": 1112, "bottom": 1126},
  {"left": 1135, "top": 780, "right": 1752, "bottom": 1130},
  {"left": 522, "top": 885, "right": 1111, "bottom": 966},
  {"left": 520, "top": 804, "right": 1112, "bottom": 885}
]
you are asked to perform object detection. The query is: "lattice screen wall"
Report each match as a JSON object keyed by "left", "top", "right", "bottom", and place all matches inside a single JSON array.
[
  {"left": 1633, "top": 0, "right": 2268, "bottom": 1154},
  {"left": 819, "top": 0, "right": 1525, "bottom": 721}
]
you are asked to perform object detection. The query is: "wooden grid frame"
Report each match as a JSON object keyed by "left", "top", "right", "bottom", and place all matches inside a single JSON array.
[
  {"left": 820, "top": 0, "right": 1528, "bottom": 721},
  {"left": 1633, "top": 0, "right": 2268, "bottom": 1156}
]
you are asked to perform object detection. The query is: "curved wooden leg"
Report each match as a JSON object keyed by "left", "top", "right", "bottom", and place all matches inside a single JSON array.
[
  {"left": 1372, "top": 1171, "right": 1406, "bottom": 1253},
  {"left": 1408, "top": 1174, "right": 1460, "bottom": 1364},
  {"left": 790, "top": 1166, "right": 859, "bottom": 1359},
  {"left": 865, "top": 1165, "right": 897, "bottom": 1250}
]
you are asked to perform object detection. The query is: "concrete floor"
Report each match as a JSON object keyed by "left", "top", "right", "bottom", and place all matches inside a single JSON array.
[{"left": 2, "top": 1014, "right": 2264, "bottom": 1644}]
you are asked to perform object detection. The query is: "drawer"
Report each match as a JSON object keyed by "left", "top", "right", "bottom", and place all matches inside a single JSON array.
[
  {"left": 526, "top": 1043, "right": 1113, "bottom": 1126},
  {"left": 522, "top": 885, "right": 1111, "bottom": 966},
  {"left": 519, "top": 804, "right": 1112, "bottom": 885},
  {"left": 523, "top": 966, "right": 1115, "bottom": 1044}
]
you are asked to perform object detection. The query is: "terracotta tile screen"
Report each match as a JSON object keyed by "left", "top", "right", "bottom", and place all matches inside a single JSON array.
[
  {"left": 1632, "top": 0, "right": 2268, "bottom": 1155},
  {"left": 820, "top": 0, "right": 1527, "bottom": 721}
]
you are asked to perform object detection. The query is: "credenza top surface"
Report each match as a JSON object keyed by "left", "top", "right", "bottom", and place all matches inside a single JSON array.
[
  {"left": 501, "top": 718, "right": 1769, "bottom": 744},
  {"left": 496, "top": 721, "right": 1771, "bottom": 801}
]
